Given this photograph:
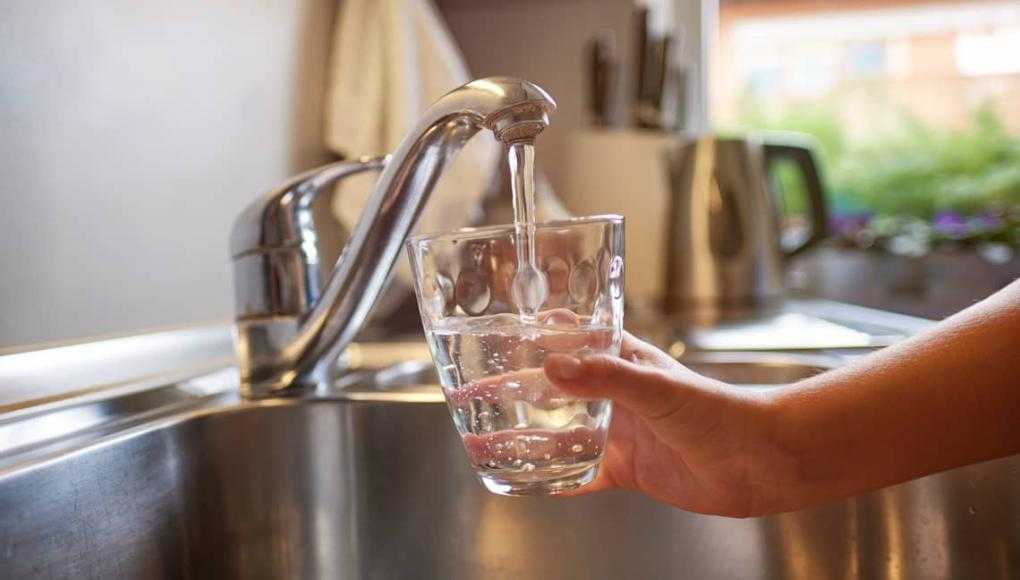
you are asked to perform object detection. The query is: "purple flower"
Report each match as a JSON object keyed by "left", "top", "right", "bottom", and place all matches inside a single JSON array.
[
  {"left": 932, "top": 211, "right": 968, "bottom": 238},
  {"left": 829, "top": 213, "right": 871, "bottom": 238}
]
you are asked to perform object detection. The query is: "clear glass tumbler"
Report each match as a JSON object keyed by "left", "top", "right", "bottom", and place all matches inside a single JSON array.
[{"left": 406, "top": 215, "right": 624, "bottom": 495}]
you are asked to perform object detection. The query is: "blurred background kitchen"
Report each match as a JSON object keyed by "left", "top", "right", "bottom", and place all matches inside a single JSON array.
[{"left": 1, "top": 0, "right": 1017, "bottom": 349}]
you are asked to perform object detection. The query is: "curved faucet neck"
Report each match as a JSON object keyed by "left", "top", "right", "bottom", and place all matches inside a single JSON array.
[{"left": 233, "top": 77, "right": 556, "bottom": 397}]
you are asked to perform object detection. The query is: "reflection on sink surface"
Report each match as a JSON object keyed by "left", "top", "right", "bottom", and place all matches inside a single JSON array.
[
  {"left": 1, "top": 356, "right": 1018, "bottom": 579},
  {"left": 681, "top": 352, "right": 836, "bottom": 386}
]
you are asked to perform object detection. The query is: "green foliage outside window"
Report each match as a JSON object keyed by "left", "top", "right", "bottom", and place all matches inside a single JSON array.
[{"left": 730, "top": 101, "right": 1020, "bottom": 257}]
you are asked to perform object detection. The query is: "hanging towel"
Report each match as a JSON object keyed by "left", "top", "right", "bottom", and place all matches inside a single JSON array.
[{"left": 324, "top": 0, "right": 499, "bottom": 251}]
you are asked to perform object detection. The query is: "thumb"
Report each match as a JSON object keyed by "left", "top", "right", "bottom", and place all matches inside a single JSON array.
[{"left": 544, "top": 353, "right": 692, "bottom": 422}]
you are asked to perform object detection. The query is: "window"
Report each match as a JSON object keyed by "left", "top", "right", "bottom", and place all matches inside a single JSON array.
[
  {"left": 714, "top": 0, "right": 1020, "bottom": 258},
  {"left": 846, "top": 41, "right": 886, "bottom": 78}
]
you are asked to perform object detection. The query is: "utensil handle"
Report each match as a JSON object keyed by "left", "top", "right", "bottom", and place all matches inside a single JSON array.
[
  {"left": 763, "top": 142, "right": 828, "bottom": 257},
  {"left": 588, "top": 34, "right": 615, "bottom": 127},
  {"left": 631, "top": 6, "right": 649, "bottom": 126}
]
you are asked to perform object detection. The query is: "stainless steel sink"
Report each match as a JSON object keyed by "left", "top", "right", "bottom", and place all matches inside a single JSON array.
[
  {"left": 683, "top": 352, "right": 838, "bottom": 386},
  {"left": 2, "top": 339, "right": 1018, "bottom": 579}
]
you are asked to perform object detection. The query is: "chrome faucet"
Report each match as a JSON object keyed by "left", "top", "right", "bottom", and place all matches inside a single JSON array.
[{"left": 229, "top": 77, "right": 557, "bottom": 397}]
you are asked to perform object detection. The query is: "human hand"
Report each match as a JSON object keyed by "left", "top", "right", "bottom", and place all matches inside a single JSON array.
[
  {"left": 538, "top": 281, "right": 1020, "bottom": 517},
  {"left": 544, "top": 333, "right": 790, "bottom": 517}
]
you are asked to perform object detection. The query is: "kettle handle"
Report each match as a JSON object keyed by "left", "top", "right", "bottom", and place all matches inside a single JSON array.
[{"left": 763, "top": 141, "right": 828, "bottom": 257}]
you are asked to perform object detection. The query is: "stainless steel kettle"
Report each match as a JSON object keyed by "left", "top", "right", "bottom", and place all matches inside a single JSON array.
[{"left": 663, "top": 135, "right": 827, "bottom": 320}]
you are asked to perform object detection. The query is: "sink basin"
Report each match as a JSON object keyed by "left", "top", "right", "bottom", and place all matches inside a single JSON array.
[
  {"left": 683, "top": 352, "right": 837, "bottom": 386},
  {"left": 2, "top": 354, "right": 1018, "bottom": 579}
]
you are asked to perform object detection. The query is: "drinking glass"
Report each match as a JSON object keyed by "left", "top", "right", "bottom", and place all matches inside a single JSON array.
[{"left": 406, "top": 215, "right": 624, "bottom": 495}]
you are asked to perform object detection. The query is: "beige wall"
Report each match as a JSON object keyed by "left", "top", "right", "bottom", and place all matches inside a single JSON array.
[
  {"left": 0, "top": 0, "right": 337, "bottom": 348},
  {"left": 437, "top": 0, "right": 636, "bottom": 197},
  {"left": 438, "top": 0, "right": 709, "bottom": 196}
]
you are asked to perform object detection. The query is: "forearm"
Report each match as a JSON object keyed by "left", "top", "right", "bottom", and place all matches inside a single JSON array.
[{"left": 770, "top": 280, "right": 1020, "bottom": 511}]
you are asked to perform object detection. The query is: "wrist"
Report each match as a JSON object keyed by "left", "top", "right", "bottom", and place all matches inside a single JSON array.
[{"left": 748, "top": 383, "right": 831, "bottom": 514}]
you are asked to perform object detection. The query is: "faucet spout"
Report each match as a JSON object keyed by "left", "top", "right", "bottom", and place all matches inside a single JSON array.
[{"left": 232, "top": 77, "right": 556, "bottom": 396}]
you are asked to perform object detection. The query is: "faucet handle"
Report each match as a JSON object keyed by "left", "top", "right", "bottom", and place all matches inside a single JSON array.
[
  {"left": 230, "top": 157, "right": 387, "bottom": 321},
  {"left": 229, "top": 157, "right": 388, "bottom": 261}
]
